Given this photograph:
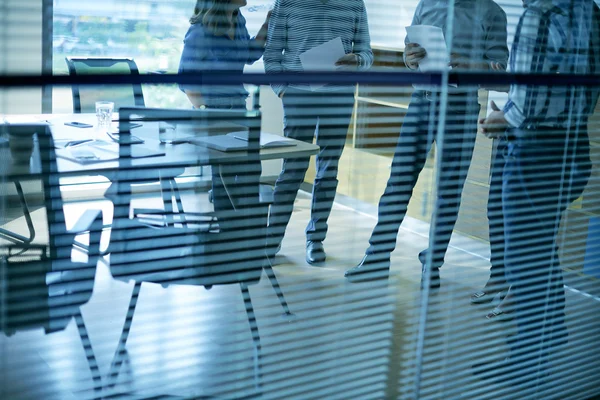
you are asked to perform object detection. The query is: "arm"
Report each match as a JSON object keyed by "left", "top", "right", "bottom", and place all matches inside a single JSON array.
[
  {"left": 178, "top": 26, "right": 208, "bottom": 107},
  {"left": 403, "top": 2, "right": 422, "bottom": 70},
  {"left": 353, "top": 2, "right": 374, "bottom": 70},
  {"left": 263, "top": 0, "right": 287, "bottom": 96},
  {"left": 502, "top": 8, "right": 545, "bottom": 128},
  {"left": 483, "top": 6, "right": 509, "bottom": 71},
  {"left": 481, "top": 8, "right": 547, "bottom": 137},
  {"left": 242, "top": 12, "right": 269, "bottom": 64}
]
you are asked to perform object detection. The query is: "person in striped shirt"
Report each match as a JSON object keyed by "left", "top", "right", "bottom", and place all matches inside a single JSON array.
[
  {"left": 263, "top": 0, "right": 373, "bottom": 265},
  {"left": 475, "top": 0, "right": 596, "bottom": 386}
]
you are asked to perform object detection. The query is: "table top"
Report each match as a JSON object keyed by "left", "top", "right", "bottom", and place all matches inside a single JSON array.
[{"left": 3, "top": 113, "right": 320, "bottom": 178}]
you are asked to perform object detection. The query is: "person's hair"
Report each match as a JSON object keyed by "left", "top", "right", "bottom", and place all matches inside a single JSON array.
[{"left": 190, "top": 0, "right": 239, "bottom": 37}]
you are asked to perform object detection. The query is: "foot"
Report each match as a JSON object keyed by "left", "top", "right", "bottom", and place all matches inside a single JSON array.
[
  {"left": 344, "top": 253, "right": 391, "bottom": 282},
  {"left": 486, "top": 290, "right": 514, "bottom": 321},
  {"left": 421, "top": 266, "right": 440, "bottom": 290},
  {"left": 306, "top": 241, "right": 326, "bottom": 265},
  {"left": 485, "top": 306, "right": 514, "bottom": 321},
  {"left": 470, "top": 281, "right": 509, "bottom": 304}
]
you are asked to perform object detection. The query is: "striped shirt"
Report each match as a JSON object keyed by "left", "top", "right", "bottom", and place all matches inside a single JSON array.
[
  {"left": 503, "top": 0, "right": 595, "bottom": 129},
  {"left": 264, "top": 0, "right": 373, "bottom": 94}
]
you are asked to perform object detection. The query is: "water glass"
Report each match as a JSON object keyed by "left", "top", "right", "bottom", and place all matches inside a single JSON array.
[
  {"left": 159, "top": 122, "right": 177, "bottom": 144},
  {"left": 95, "top": 101, "right": 114, "bottom": 128}
]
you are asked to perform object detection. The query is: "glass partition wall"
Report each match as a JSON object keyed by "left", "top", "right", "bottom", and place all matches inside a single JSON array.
[{"left": 1, "top": 0, "right": 600, "bottom": 399}]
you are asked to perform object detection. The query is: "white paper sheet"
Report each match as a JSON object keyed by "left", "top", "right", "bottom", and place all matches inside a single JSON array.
[
  {"left": 299, "top": 37, "right": 346, "bottom": 91},
  {"left": 405, "top": 25, "right": 454, "bottom": 91}
]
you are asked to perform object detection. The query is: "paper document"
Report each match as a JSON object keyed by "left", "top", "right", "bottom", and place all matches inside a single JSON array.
[
  {"left": 405, "top": 25, "right": 455, "bottom": 91},
  {"left": 299, "top": 37, "right": 346, "bottom": 91}
]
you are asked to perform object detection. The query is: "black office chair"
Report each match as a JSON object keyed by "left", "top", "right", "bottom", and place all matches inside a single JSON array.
[
  {"left": 65, "top": 56, "right": 186, "bottom": 226},
  {"left": 0, "top": 123, "right": 104, "bottom": 395},
  {"left": 65, "top": 57, "right": 145, "bottom": 113},
  {"left": 104, "top": 107, "right": 293, "bottom": 394}
]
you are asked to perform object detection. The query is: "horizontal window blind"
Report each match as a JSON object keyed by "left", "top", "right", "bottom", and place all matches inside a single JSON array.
[{"left": 1, "top": 0, "right": 599, "bottom": 399}]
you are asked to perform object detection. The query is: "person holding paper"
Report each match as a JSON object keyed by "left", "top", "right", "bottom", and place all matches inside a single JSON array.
[
  {"left": 263, "top": 0, "right": 373, "bottom": 265},
  {"left": 345, "top": 0, "right": 508, "bottom": 284}
]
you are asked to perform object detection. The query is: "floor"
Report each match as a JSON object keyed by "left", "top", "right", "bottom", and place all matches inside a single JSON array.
[{"left": 2, "top": 187, "right": 600, "bottom": 400}]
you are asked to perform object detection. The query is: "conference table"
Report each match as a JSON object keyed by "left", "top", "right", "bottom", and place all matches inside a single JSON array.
[
  {"left": 2, "top": 112, "right": 319, "bottom": 395},
  {"left": 3, "top": 113, "right": 320, "bottom": 178}
]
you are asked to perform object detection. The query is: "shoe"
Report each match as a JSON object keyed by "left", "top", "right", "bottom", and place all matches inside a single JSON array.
[
  {"left": 486, "top": 306, "right": 514, "bottom": 321},
  {"left": 306, "top": 241, "right": 326, "bottom": 265},
  {"left": 344, "top": 253, "right": 391, "bottom": 282},
  {"left": 421, "top": 266, "right": 440, "bottom": 290},
  {"left": 470, "top": 283, "right": 508, "bottom": 304}
]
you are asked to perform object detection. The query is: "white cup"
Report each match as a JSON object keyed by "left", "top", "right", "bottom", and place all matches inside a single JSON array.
[{"left": 95, "top": 101, "right": 114, "bottom": 128}]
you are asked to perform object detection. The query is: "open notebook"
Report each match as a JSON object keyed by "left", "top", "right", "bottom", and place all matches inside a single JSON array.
[
  {"left": 190, "top": 131, "right": 296, "bottom": 152},
  {"left": 229, "top": 131, "right": 296, "bottom": 149}
]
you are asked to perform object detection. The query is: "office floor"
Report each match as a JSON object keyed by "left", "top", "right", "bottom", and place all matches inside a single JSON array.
[{"left": 1, "top": 188, "right": 600, "bottom": 400}]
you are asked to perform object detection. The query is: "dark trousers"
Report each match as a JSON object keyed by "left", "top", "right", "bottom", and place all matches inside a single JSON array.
[
  {"left": 367, "top": 91, "right": 480, "bottom": 268},
  {"left": 502, "top": 127, "right": 591, "bottom": 361},
  {"left": 267, "top": 87, "right": 355, "bottom": 245}
]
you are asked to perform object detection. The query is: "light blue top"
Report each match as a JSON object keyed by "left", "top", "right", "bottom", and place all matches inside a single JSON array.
[{"left": 178, "top": 12, "right": 263, "bottom": 106}]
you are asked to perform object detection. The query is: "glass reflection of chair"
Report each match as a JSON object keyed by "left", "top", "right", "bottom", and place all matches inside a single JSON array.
[
  {"left": 104, "top": 107, "right": 290, "bottom": 394},
  {"left": 0, "top": 123, "right": 104, "bottom": 395},
  {"left": 65, "top": 56, "right": 186, "bottom": 226}
]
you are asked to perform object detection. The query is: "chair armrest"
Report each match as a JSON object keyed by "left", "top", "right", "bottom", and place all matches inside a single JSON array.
[{"left": 68, "top": 209, "right": 103, "bottom": 235}]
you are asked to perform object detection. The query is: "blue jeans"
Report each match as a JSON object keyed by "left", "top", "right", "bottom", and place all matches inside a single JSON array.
[
  {"left": 502, "top": 126, "right": 591, "bottom": 361},
  {"left": 367, "top": 91, "right": 480, "bottom": 268},
  {"left": 267, "top": 88, "right": 355, "bottom": 245}
]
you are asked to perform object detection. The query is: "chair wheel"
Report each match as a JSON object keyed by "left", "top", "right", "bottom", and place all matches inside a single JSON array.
[{"left": 208, "top": 189, "right": 213, "bottom": 203}]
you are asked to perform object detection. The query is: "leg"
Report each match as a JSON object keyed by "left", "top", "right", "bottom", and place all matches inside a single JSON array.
[
  {"left": 346, "top": 95, "right": 432, "bottom": 280},
  {"left": 305, "top": 90, "right": 355, "bottom": 243},
  {"left": 471, "top": 139, "right": 510, "bottom": 303},
  {"left": 419, "top": 96, "right": 480, "bottom": 269},
  {"left": 366, "top": 94, "right": 432, "bottom": 255},
  {"left": 267, "top": 89, "right": 319, "bottom": 250},
  {"left": 487, "top": 139, "right": 509, "bottom": 288},
  {"left": 502, "top": 139, "right": 575, "bottom": 365}
]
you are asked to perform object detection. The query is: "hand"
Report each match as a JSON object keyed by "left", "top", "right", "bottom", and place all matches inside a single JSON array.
[
  {"left": 482, "top": 61, "right": 510, "bottom": 92},
  {"left": 479, "top": 101, "right": 508, "bottom": 139},
  {"left": 405, "top": 43, "right": 426, "bottom": 69},
  {"left": 335, "top": 53, "right": 360, "bottom": 70},
  {"left": 449, "top": 53, "right": 470, "bottom": 70},
  {"left": 449, "top": 53, "right": 493, "bottom": 71}
]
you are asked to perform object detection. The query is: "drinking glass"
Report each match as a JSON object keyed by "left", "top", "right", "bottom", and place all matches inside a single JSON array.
[{"left": 159, "top": 122, "right": 177, "bottom": 144}]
